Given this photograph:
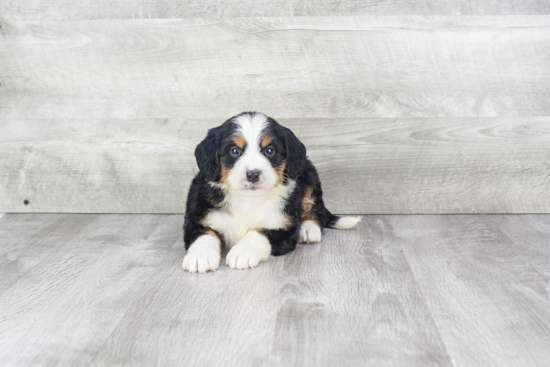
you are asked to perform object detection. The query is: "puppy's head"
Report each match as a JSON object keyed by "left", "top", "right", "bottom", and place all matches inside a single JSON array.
[{"left": 195, "top": 112, "right": 306, "bottom": 195}]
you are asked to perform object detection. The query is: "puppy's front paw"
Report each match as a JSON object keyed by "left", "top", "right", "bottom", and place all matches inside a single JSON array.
[
  {"left": 226, "top": 231, "right": 271, "bottom": 270},
  {"left": 183, "top": 234, "right": 221, "bottom": 274},
  {"left": 226, "top": 245, "right": 262, "bottom": 270},
  {"left": 183, "top": 251, "right": 220, "bottom": 273},
  {"left": 299, "top": 220, "right": 322, "bottom": 244}
]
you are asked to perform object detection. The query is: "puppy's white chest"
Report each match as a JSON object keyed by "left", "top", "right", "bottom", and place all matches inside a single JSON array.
[{"left": 204, "top": 185, "right": 293, "bottom": 247}]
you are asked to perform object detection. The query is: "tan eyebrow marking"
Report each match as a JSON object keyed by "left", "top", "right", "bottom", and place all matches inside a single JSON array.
[
  {"left": 232, "top": 136, "right": 245, "bottom": 149},
  {"left": 261, "top": 135, "right": 273, "bottom": 149}
]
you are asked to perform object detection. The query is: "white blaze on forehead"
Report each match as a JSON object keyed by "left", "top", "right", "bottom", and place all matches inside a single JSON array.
[
  {"left": 233, "top": 112, "right": 268, "bottom": 150},
  {"left": 226, "top": 112, "right": 278, "bottom": 193}
]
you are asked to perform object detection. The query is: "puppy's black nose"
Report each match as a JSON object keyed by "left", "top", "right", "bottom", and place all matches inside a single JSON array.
[{"left": 246, "top": 170, "right": 261, "bottom": 183}]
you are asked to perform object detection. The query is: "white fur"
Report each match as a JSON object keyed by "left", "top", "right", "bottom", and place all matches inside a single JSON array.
[
  {"left": 299, "top": 220, "right": 322, "bottom": 243},
  {"left": 233, "top": 112, "right": 268, "bottom": 150},
  {"left": 333, "top": 216, "right": 361, "bottom": 229},
  {"left": 226, "top": 230, "right": 271, "bottom": 269},
  {"left": 226, "top": 112, "right": 278, "bottom": 195},
  {"left": 205, "top": 180, "right": 296, "bottom": 248},
  {"left": 182, "top": 234, "right": 221, "bottom": 273}
]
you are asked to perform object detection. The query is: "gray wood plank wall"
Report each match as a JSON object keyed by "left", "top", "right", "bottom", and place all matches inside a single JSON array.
[
  {"left": 2, "top": 1, "right": 550, "bottom": 19},
  {"left": 1, "top": 6, "right": 549, "bottom": 213}
]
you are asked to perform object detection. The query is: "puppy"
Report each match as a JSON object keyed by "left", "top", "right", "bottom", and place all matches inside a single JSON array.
[{"left": 183, "top": 112, "right": 360, "bottom": 273}]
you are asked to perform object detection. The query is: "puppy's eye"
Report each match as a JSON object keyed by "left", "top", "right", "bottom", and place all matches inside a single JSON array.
[
  {"left": 264, "top": 147, "right": 275, "bottom": 157},
  {"left": 230, "top": 147, "right": 242, "bottom": 158}
]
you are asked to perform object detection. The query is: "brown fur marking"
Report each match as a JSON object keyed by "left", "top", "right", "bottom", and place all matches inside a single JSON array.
[
  {"left": 255, "top": 213, "right": 293, "bottom": 234},
  {"left": 280, "top": 215, "right": 293, "bottom": 230},
  {"left": 301, "top": 186, "right": 320, "bottom": 226},
  {"left": 219, "top": 162, "right": 230, "bottom": 183},
  {"left": 261, "top": 135, "right": 273, "bottom": 149},
  {"left": 232, "top": 136, "right": 245, "bottom": 149},
  {"left": 276, "top": 161, "right": 286, "bottom": 184},
  {"left": 204, "top": 230, "right": 219, "bottom": 239}
]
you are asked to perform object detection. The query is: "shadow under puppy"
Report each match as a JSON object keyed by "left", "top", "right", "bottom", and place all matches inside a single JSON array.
[{"left": 183, "top": 112, "right": 360, "bottom": 273}]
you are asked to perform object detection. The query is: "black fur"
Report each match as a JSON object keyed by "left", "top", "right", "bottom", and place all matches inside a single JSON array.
[
  {"left": 264, "top": 117, "right": 307, "bottom": 180},
  {"left": 184, "top": 112, "right": 342, "bottom": 256},
  {"left": 194, "top": 128, "right": 220, "bottom": 182},
  {"left": 183, "top": 174, "right": 223, "bottom": 250},
  {"left": 296, "top": 159, "right": 340, "bottom": 229}
]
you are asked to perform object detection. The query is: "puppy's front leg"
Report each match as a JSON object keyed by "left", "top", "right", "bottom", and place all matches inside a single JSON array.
[
  {"left": 226, "top": 227, "right": 298, "bottom": 269},
  {"left": 226, "top": 231, "right": 272, "bottom": 270},
  {"left": 183, "top": 231, "right": 221, "bottom": 274}
]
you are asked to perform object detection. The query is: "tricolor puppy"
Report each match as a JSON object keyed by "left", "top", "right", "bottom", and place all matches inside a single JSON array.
[{"left": 183, "top": 112, "right": 360, "bottom": 273}]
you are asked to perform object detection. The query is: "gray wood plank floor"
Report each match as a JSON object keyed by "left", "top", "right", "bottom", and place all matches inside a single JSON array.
[{"left": 0, "top": 214, "right": 549, "bottom": 366}]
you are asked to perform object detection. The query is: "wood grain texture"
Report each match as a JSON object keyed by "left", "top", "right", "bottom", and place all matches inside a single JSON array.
[
  {"left": 1, "top": 0, "right": 550, "bottom": 20},
  {"left": 0, "top": 214, "right": 182, "bottom": 366},
  {"left": 269, "top": 215, "right": 452, "bottom": 366},
  {"left": 90, "top": 228, "right": 284, "bottom": 366},
  {"left": 392, "top": 215, "right": 550, "bottom": 367},
  {"left": 490, "top": 215, "right": 550, "bottom": 278},
  {"left": 2, "top": 16, "right": 549, "bottom": 214},
  {"left": 1, "top": 116, "right": 550, "bottom": 214},
  {"left": 1, "top": 16, "right": 550, "bottom": 120},
  {"left": 1, "top": 214, "right": 550, "bottom": 366},
  {"left": 91, "top": 216, "right": 451, "bottom": 366}
]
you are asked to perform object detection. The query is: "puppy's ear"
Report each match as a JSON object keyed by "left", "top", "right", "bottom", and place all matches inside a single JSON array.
[
  {"left": 281, "top": 126, "right": 306, "bottom": 179},
  {"left": 194, "top": 128, "right": 220, "bottom": 181}
]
